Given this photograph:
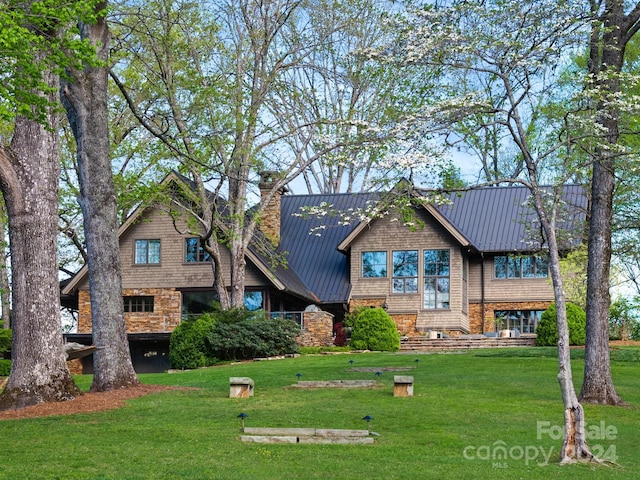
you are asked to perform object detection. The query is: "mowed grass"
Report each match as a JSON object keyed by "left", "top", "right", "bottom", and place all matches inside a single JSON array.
[{"left": 1, "top": 347, "right": 639, "bottom": 479}]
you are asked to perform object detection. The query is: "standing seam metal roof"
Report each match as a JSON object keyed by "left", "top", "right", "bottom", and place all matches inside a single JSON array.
[{"left": 277, "top": 185, "right": 587, "bottom": 304}]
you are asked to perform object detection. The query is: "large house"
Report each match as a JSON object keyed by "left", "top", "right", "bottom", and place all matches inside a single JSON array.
[{"left": 62, "top": 172, "right": 587, "bottom": 372}]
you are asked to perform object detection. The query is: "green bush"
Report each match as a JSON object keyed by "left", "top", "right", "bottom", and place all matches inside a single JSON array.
[
  {"left": 0, "top": 329, "right": 11, "bottom": 359},
  {"left": 346, "top": 307, "right": 400, "bottom": 351},
  {"left": 207, "top": 315, "right": 299, "bottom": 361},
  {"left": 535, "top": 302, "right": 586, "bottom": 346},
  {"left": 169, "top": 313, "right": 217, "bottom": 369},
  {"left": 0, "top": 359, "right": 10, "bottom": 376}
]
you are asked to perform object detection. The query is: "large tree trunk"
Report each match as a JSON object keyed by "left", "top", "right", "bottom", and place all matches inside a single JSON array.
[
  {"left": 0, "top": 98, "right": 80, "bottom": 410},
  {"left": 61, "top": 1, "right": 139, "bottom": 391},
  {"left": 580, "top": 0, "right": 632, "bottom": 406}
]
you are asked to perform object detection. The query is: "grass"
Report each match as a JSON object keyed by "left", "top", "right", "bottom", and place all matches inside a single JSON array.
[{"left": 1, "top": 347, "right": 639, "bottom": 479}]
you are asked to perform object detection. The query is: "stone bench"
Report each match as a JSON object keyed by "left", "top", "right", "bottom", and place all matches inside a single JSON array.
[
  {"left": 229, "top": 377, "right": 254, "bottom": 398},
  {"left": 393, "top": 375, "right": 414, "bottom": 397}
]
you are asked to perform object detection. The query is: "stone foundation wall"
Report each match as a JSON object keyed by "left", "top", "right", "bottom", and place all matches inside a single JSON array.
[
  {"left": 297, "top": 310, "right": 334, "bottom": 347},
  {"left": 348, "top": 297, "right": 419, "bottom": 337},
  {"left": 77, "top": 288, "right": 182, "bottom": 334},
  {"left": 468, "top": 301, "right": 552, "bottom": 334}
]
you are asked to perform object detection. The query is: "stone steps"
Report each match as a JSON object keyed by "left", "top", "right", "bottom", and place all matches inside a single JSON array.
[{"left": 400, "top": 336, "right": 536, "bottom": 351}]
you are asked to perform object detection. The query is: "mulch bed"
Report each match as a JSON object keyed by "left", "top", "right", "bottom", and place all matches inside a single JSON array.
[{"left": 0, "top": 384, "right": 188, "bottom": 420}]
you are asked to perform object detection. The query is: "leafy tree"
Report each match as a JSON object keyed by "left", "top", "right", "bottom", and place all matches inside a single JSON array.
[
  {"left": 0, "top": 0, "right": 95, "bottom": 408},
  {"left": 608, "top": 297, "right": 640, "bottom": 340},
  {"left": 580, "top": 0, "right": 640, "bottom": 406},
  {"left": 388, "top": 0, "right": 597, "bottom": 463}
]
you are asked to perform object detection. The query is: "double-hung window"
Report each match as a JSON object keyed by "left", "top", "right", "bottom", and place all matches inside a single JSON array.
[
  {"left": 423, "top": 249, "right": 450, "bottom": 309},
  {"left": 135, "top": 239, "right": 161, "bottom": 264},
  {"left": 392, "top": 250, "right": 418, "bottom": 293}
]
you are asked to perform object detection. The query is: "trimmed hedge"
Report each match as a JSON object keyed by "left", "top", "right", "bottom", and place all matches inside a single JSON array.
[
  {"left": 346, "top": 307, "right": 400, "bottom": 351},
  {"left": 207, "top": 316, "right": 299, "bottom": 361},
  {"left": 535, "top": 302, "right": 586, "bottom": 346},
  {"left": 0, "top": 359, "right": 10, "bottom": 376}
]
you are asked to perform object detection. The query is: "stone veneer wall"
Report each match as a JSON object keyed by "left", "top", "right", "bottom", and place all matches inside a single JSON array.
[
  {"left": 468, "top": 301, "right": 552, "bottom": 334},
  {"left": 297, "top": 310, "right": 334, "bottom": 347},
  {"left": 348, "top": 297, "right": 418, "bottom": 336},
  {"left": 77, "top": 288, "right": 182, "bottom": 333}
]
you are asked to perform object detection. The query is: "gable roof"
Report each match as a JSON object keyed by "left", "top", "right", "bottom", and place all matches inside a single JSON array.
[
  {"left": 280, "top": 184, "right": 587, "bottom": 305},
  {"left": 63, "top": 177, "right": 587, "bottom": 308}
]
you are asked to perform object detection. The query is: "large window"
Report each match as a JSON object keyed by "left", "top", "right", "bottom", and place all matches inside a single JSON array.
[
  {"left": 185, "top": 237, "right": 211, "bottom": 263},
  {"left": 392, "top": 250, "right": 418, "bottom": 293},
  {"left": 495, "top": 310, "right": 543, "bottom": 334},
  {"left": 423, "top": 249, "right": 450, "bottom": 309},
  {"left": 124, "top": 296, "right": 154, "bottom": 313},
  {"left": 494, "top": 254, "right": 548, "bottom": 279},
  {"left": 362, "top": 251, "right": 387, "bottom": 278},
  {"left": 135, "top": 239, "right": 161, "bottom": 264},
  {"left": 181, "top": 289, "right": 265, "bottom": 319}
]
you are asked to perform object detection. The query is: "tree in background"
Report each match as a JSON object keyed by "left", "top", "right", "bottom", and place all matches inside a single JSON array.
[{"left": 108, "top": 0, "right": 426, "bottom": 309}]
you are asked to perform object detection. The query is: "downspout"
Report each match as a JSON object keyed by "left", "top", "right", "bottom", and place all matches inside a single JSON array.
[{"left": 481, "top": 252, "right": 485, "bottom": 334}]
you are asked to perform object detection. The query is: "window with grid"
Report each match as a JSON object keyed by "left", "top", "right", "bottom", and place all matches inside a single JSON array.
[
  {"left": 185, "top": 237, "right": 211, "bottom": 263},
  {"left": 123, "top": 296, "right": 154, "bottom": 313},
  {"left": 134, "top": 239, "right": 161, "bottom": 264},
  {"left": 423, "top": 249, "right": 450, "bottom": 309},
  {"left": 392, "top": 250, "right": 418, "bottom": 293},
  {"left": 494, "top": 254, "right": 548, "bottom": 279}
]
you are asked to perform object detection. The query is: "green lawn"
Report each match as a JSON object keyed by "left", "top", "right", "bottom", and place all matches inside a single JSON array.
[{"left": 1, "top": 347, "right": 639, "bottom": 479}]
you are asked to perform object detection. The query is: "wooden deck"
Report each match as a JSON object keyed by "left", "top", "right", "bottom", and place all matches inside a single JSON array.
[{"left": 400, "top": 335, "right": 536, "bottom": 351}]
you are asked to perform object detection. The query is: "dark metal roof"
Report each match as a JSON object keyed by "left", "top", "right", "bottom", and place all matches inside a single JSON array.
[
  {"left": 278, "top": 192, "right": 377, "bottom": 304},
  {"left": 433, "top": 184, "right": 588, "bottom": 253},
  {"left": 277, "top": 184, "right": 587, "bottom": 304}
]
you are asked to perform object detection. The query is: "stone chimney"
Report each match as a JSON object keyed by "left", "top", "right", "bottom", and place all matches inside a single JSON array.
[{"left": 259, "top": 171, "right": 288, "bottom": 245}]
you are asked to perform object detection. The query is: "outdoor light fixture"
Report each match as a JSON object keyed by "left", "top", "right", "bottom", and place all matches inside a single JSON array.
[
  {"left": 237, "top": 412, "right": 248, "bottom": 431},
  {"left": 296, "top": 373, "right": 302, "bottom": 379},
  {"left": 362, "top": 415, "right": 373, "bottom": 434},
  {"left": 375, "top": 371, "right": 382, "bottom": 377}
]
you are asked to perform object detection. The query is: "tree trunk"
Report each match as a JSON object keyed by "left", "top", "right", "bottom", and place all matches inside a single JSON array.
[
  {"left": 0, "top": 100, "right": 80, "bottom": 410},
  {"left": 528, "top": 186, "right": 594, "bottom": 463},
  {"left": 580, "top": 0, "right": 630, "bottom": 406},
  {"left": 61, "top": 1, "right": 139, "bottom": 391},
  {"left": 0, "top": 203, "right": 10, "bottom": 329}
]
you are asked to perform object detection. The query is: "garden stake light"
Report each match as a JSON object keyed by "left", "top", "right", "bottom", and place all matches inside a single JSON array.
[
  {"left": 237, "top": 412, "right": 248, "bottom": 431},
  {"left": 362, "top": 415, "right": 373, "bottom": 434}
]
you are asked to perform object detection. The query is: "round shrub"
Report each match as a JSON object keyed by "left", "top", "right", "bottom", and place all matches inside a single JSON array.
[
  {"left": 169, "top": 313, "right": 217, "bottom": 369},
  {"left": 347, "top": 307, "right": 400, "bottom": 351},
  {"left": 536, "top": 302, "right": 586, "bottom": 346}
]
